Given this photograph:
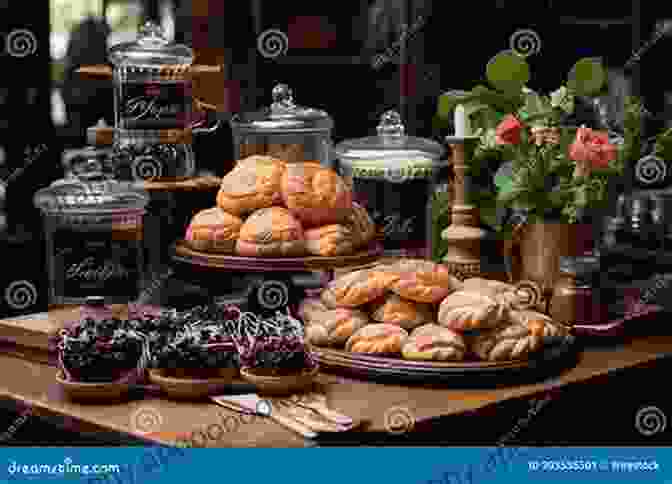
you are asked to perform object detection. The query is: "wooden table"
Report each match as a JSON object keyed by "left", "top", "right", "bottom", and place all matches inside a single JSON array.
[{"left": 1, "top": 309, "right": 672, "bottom": 446}]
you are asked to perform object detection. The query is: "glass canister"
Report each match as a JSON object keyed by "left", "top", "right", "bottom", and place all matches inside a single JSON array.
[
  {"left": 230, "top": 84, "right": 334, "bottom": 166},
  {"left": 33, "top": 172, "right": 149, "bottom": 306},
  {"left": 335, "top": 111, "right": 446, "bottom": 257},
  {"left": 109, "top": 21, "right": 196, "bottom": 131},
  {"left": 550, "top": 255, "right": 608, "bottom": 326},
  {"left": 107, "top": 21, "right": 219, "bottom": 180}
]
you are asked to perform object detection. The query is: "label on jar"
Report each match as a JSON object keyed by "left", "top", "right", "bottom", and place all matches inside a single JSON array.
[
  {"left": 119, "top": 82, "right": 191, "bottom": 129},
  {"left": 52, "top": 229, "right": 141, "bottom": 301},
  {"left": 353, "top": 178, "right": 430, "bottom": 255}
]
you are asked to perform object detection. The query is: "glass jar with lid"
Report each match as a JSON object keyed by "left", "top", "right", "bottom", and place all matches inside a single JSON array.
[
  {"left": 107, "top": 21, "right": 219, "bottom": 179},
  {"left": 34, "top": 172, "right": 149, "bottom": 306},
  {"left": 550, "top": 255, "right": 608, "bottom": 326},
  {"left": 334, "top": 111, "right": 446, "bottom": 257},
  {"left": 230, "top": 84, "right": 334, "bottom": 166}
]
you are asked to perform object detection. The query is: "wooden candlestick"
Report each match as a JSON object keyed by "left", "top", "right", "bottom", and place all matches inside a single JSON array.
[{"left": 441, "top": 137, "right": 488, "bottom": 280}]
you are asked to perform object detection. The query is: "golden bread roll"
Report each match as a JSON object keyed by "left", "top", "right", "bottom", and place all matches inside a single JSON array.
[
  {"left": 382, "top": 259, "right": 462, "bottom": 303},
  {"left": 461, "top": 278, "right": 515, "bottom": 297},
  {"left": 184, "top": 207, "right": 243, "bottom": 254},
  {"left": 402, "top": 324, "right": 467, "bottom": 361},
  {"left": 281, "top": 162, "right": 353, "bottom": 227},
  {"left": 470, "top": 314, "right": 568, "bottom": 361},
  {"left": 304, "top": 224, "right": 355, "bottom": 257},
  {"left": 320, "top": 269, "right": 400, "bottom": 308},
  {"left": 304, "top": 308, "right": 371, "bottom": 347},
  {"left": 346, "top": 202, "right": 376, "bottom": 249},
  {"left": 236, "top": 207, "right": 306, "bottom": 257},
  {"left": 216, "top": 156, "right": 285, "bottom": 216},
  {"left": 437, "top": 291, "right": 509, "bottom": 332},
  {"left": 370, "top": 293, "right": 434, "bottom": 330},
  {"left": 297, "top": 297, "right": 330, "bottom": 325},
  {"left": 345, "top": 323, "right": 408, "bottom": 354}
]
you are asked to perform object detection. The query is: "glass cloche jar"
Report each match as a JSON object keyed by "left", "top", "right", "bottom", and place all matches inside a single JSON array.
[
  {"left": 230, "top": 84, "right": 334, "bottom": 166},
  {"left": 34, "top": 172, "right": 149, "bottom": 306},
  {"left": 335, "top": 111, "right": 446, "bottom": 257}
]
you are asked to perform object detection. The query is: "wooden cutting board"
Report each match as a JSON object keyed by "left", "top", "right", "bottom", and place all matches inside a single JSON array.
[{"left": 0, "top": 305, "right": 131, "bottom": 355}]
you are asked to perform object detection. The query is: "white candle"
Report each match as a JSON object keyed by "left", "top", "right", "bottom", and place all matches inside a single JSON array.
[{"left": 454, "top": 104, "right": 470, "bottom": 137}]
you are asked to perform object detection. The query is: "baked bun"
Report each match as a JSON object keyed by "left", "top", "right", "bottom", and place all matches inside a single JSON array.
[
  {"left": 345, "top": 323, "right": 408, "bottom": 355},
  {"left": 297, "top": 297, "right": 330, "bottom": 325},
  {"left": 437, "top": 291, "right": 509, "bottom": 332},
  {"left": 383, "top": 259, "right": 462, "bottom": 303},
  {"left": 462, "top": 278, "right": 515, "bottom": 298},
  {"left": 370, "top": 293, "right": 434, "bottom": 331},
  {"left": 402, "top": 324, "right": 467, "bottom": 361},
  {"left": 281, "top": 162, "right": 353, "bottom": 227},
  {"left": 320, "top": 269, "right": 400, "bottom": 308},
  {"left": 236, "top": 207, "right": 306, "bottom": 257},
  {"left": 346, "top": 202, "right": 376, "bottom": 249},
  {"left": 216, "top": 156, "right": 285, "bottom": 216},
  {"left": 305, "top": 308, "right": 371, "bottom": 347},
  {"left": 304, "top": 224, "right": 355, "bottom": 257},
  {"left": 470, "top": 314, "right": 568, "bottom": 361},
  {"left": 184, "top": 207, "right": 243, "bottom": 253}
]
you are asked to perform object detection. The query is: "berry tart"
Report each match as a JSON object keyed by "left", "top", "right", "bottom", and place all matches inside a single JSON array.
[
  {"left": 233, "top": 309, "right": 319, "bottom": 395},
  {"left": 56, "top": 317, "right": 149, "bottom": 401}
]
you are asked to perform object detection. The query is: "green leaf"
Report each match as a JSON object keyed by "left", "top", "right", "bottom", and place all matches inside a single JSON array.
[
  {"left": 494, "top": 172, "right": 514, "bottom": 190},
  {"left": 567, "top": 58, "right": 605, "bottom": 96},
  {"left": 486, "top": 51, "right": 530, "bottom": 93},
  {"left": 522, "top": 89, "right": 547, "bottom": 117}
]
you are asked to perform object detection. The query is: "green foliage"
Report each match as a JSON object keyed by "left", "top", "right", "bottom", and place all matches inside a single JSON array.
[
  {"left": 486, "top": 51, "right": 530, "bottom": 94},
  {"left": 567, "top": 58, "right": 606, "bottom": 97}
]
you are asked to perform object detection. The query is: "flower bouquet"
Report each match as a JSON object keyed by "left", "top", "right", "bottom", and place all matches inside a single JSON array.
[{"left": 435, "top": 52, "right": 645, "bottom": 286}]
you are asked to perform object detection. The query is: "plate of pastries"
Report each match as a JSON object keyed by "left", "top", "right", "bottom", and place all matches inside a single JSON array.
[
  {"left": 298, "top": 260, "right": 577, "bottom": 383},
  {"left": 174, "top": 156, "right": 382, "bottom": 270}
]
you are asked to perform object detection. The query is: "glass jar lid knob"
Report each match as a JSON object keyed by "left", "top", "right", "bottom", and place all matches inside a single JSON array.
[
  {"left": 137, "top": 21, "right": 168, "bottom": 47},
  {"left": 271, "top": 84, "right": 296, "bottom": 111},
  {"left": 377, "top": 110, "right": 405, "bottom": 141}
]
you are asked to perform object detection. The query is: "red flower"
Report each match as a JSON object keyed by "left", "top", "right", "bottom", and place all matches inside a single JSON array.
[
  {"left": 569, "top": 127, "right": 617, "bottom": 177},
  {"left": 495, "top": 115, "right": 524, "bottom": 145}
]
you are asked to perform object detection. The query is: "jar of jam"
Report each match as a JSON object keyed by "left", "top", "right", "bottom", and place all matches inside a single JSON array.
[
  {"left": 550, "top": 255, "right": 608, "bottom": 326},
  {"left": 33, "top": 172, "right": 149, "bottom": 306}
]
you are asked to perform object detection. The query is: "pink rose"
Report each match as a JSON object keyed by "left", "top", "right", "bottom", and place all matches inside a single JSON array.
[
  {"left": 495, "top": 115, "right": 524, "bottom": 145},
  {"left": 569, "top": 127, "right": 617, "bottom": 177}
]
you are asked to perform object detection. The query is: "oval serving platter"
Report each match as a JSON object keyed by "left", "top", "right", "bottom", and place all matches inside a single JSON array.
[
  {"left": 313, "top": 335, "right": 578, "bottom": 386},
  {"left": 171, "top": 239, "right": 384, "bottom": 272}
]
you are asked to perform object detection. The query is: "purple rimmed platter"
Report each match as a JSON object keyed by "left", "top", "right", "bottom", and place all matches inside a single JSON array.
[{"left": 171, "top": 240, "right": 384, "bottom": 272}]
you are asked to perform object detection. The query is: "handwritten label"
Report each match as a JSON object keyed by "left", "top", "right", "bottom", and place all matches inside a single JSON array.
[
  {"left": 119, "top": 83, "right": 189, "bottom": 129},
  {"left": 65, "top": 257, "right": 130, "bottom": 282},
  {"left": 371, "top": 212, "right": 416, "bottom": 237},
  {"left": 52, "top": 229, "right": 141, "bottom": 301},
  {"left": 124, "top": 96, "right": 182, "bottom": 121},
  {"left": 353, "top": 177, "right": 430, "bottom": 254}
]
